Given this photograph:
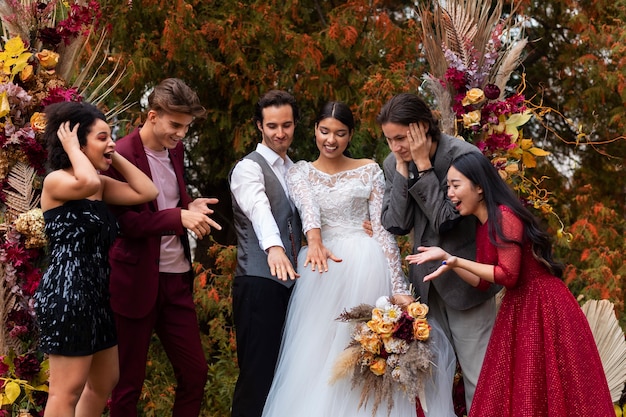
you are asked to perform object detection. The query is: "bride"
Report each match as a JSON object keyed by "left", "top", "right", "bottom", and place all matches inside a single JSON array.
[{"left": 261, "top": 102, "right": 456, "bottom": 417}]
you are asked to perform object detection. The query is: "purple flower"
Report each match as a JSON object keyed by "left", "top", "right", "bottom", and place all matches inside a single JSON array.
[{"left": 484, "top": 84, "right": 501, "bottom": 100}]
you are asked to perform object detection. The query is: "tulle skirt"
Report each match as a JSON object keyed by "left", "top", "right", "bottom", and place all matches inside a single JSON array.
[{"left": 262, "top": 230, "right": 456, "bottom": 417}]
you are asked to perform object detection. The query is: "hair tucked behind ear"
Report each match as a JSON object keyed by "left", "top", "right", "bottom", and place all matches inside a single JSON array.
[
  {"left": 44, "top": 101, "right": 107, "bottom": 170},
  {"left": 451, "top": 152, "right": 564, "bottom": 278}
]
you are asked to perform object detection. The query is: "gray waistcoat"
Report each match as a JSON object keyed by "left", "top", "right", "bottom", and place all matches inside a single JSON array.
[{"left": 230, "top": 151, "right": 302, "bottom": 287}]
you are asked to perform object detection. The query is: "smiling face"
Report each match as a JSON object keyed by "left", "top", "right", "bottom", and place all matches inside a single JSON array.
[
  {"left": 81, "top": 119, "right": 115, "bottom": 171},
  {"left": 447, "top": 165, "right": 487, "bottom": 222},
  {"left": 315, "top": 117, "right": 352, "bottom": 160},
  {"left": 381, "top": 122, "right": 412, "bottom": 162},
  {"left": 257, "top": 104, "right": 295, "bottom": 159},
  {"left": 143, "top": 110, "right": 194, "bottom": 151}
]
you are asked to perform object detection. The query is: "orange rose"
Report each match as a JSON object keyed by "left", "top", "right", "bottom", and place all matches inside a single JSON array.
[
  {"left": 406, "top": 302, "right": 429, "bottom": 319},
  {"left": 36, "top": 50, "right": 59, "bottom": 70},
  {"left": 413, "top": 318, "right": 431, "bottom": 341},
  {"left": 30, "top": 112, "right": 46, "bottom": 132},
  {"left": 20, "top": 64, "right": 34, "bottom": 82},
  {"left": 369, "top": 357, "right": 386, "bottom": 376},
  {"left": 367, "top": 318, "right": 395, "bottom": 336}
]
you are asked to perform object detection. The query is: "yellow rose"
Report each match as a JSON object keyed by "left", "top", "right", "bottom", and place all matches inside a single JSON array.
[
  {"left": 462, "top": 110, "right": 481, "bottom": 128},
  {"left": 20, "top": 64, "right": 34, "bottom": 82},
  {"left": 36, "top": 49, "right": 60, "bottom": 70},
  {"left": 461, "top": 88, "right": 486, "bottom": 106},
  {"left": 406, "top": 302, "right": 429, "bottom": 319},
  {"left": 369, "top": 357, "right": 386, "bottom": 376},
  {"left": 413, "top": 318, "right": 431, "bottom": 341},
  {"left": 30, "top": 112, "right": 46, "bottom": 132},
  {"left": 367, "top": 318, "right": 395, "bottom": 336}
]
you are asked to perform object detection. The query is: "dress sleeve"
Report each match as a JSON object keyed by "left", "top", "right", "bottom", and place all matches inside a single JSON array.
[
  {"left": 286, "top": 162, "right": 321, "bottom": 234},
  {"left": 369, "top": 165, "right": 410, "bottom": 295},
  {"left": 492, "top": 207, "right": 524, "bottom": 289}
]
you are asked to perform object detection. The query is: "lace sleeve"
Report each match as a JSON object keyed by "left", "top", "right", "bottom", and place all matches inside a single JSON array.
[
  {"left": 492, "top": 207, "right": 524, "bottom": 288},
  {"left": 286, "top": 162, "right": 321, "bottom": 234},
  {"left": 369, "top": 165, "right": 410, "bottom": 295}
]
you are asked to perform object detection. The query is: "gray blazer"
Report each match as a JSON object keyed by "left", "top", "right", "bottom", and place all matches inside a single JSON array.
[{"left": 381, "top": 134, "right": 501, "bottom": 310}]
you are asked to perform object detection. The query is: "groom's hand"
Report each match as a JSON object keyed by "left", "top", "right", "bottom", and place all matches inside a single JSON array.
[{"left": 267, "top": 246, "right": 299, "bottom": 281}]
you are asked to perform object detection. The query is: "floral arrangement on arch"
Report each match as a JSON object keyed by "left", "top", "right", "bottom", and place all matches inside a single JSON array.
[
  {"left": 0, "top": 1, "right": 123, "bottom": 415},
  {"left": 418, "top": 0, "right": 561, "bottom": 225},
  {"left": 329, "top": 296, "right": 433, "bottom": 417}
]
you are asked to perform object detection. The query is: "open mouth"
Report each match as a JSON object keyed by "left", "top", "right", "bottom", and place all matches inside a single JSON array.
[{"left": 103, "top": 152, "right": 113, "bottom": 162}]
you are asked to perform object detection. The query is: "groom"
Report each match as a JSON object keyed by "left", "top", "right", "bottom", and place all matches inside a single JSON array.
[{"left": 229, "top": 89, "right": 302, "bottom": 417}]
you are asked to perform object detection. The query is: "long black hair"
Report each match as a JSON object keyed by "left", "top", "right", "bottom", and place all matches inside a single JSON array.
[
  {"left": 451, "top": 152, "right": 564, "bottom": 277},
  {"left": 44, "top": 101, "right": 107, "bottom": 170}
]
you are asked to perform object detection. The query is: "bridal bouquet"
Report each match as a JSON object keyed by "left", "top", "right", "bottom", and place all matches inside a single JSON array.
[{"left": 330, "top": 296, "right": 433, "bottom": 416}]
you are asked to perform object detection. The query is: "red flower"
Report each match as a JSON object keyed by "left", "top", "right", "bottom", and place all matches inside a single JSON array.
[{"left": 14, "top": 353, "right": 41, "bottom": 381}]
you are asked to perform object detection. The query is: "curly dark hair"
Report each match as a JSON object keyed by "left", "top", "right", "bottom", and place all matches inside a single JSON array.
[{"left": 44, "top": 101, "right": 107, "bottom": 170}]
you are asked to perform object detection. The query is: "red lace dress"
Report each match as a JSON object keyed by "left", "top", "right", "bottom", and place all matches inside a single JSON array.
[{"left": 468, "top": 206, "right": 614, "bottom": 417}]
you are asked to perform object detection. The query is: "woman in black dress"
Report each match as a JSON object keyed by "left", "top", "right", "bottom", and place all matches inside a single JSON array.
[{"left": 35, "top": 101, "right": 158, "bottom": 417}]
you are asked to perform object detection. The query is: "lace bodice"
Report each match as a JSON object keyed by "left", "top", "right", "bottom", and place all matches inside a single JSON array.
[{"left": 286, "top": 161, "right": 409, "bottom": 295}]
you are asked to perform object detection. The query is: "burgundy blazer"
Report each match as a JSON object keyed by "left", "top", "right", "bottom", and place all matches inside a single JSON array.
[{"left": 102, "top": 128, "right": 193, "bottom": 319}]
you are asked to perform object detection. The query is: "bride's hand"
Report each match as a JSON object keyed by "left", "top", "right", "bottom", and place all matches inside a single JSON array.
[
  {"left": 391, "top": 294, "right": 414, "bottom": 309},
  {"left": 304, "top": 240, "right": 342, "bottom": 272}
]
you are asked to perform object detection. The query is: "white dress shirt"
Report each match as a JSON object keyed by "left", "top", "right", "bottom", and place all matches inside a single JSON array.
[{"left": 230, "top": 143, "right": 294, "bottom": 252}]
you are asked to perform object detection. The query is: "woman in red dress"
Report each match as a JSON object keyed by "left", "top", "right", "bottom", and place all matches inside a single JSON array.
[{"left": 406, "top": 152, "right": 614, "bottom": 417}]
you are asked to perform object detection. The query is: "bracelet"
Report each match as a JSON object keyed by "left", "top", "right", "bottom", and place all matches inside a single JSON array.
[{"left": 417, "top": 168, "right": 433, "bottom": 178}]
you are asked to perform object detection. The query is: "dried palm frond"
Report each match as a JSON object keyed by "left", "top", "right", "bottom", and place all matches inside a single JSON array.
[
  {"left": 0, "top": 263, "right": 19, "bottom": 355},
  {"left": 3, "top": 161, "right": 40, "bottom": 223},
  {"left": 582, "top": 299, "right": 626, "bottom": 403},
  {"left": 418, "top": 0, "right": 526, "bottom": 134},
  {"left": 493, "top": 38, "right": 527, "bottom": 97},
  {"left": 336, "top": 304, "right": 374, "bottom": 322}
]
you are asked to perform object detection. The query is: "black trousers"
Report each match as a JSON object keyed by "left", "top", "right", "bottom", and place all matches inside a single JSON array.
[{"left": 231, "top": 275, "right": 293, "bottom": 417}]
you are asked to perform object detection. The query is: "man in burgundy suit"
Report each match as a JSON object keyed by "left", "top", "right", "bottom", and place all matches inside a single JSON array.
[{"left": 103, "top": 78, "right": 221, "bottom": 417}]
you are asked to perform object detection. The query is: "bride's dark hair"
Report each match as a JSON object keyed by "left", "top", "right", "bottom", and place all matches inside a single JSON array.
[
  {"left": 451, "top": 152, "right": 564, "bottom": 278},
  {"left": 315, "top": 101, "right": 355, "bottom": 156}
]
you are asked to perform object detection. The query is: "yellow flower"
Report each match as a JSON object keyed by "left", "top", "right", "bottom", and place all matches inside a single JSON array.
[
  {"left": 36, "top": 50, "right": 60, "bottom": 70},
  {"left": 0, "top": 36, "right": 32, "bottom": 80},
  {"left": 504, "top": 110, "right": 532, "bottom": 141},
  {"left": 461, "top": 88, "right": 486, "bottom": 106},
  {"left": 30, "top": 112, "right": 46, "bottom": 132},
  {"left": 462, "top": 110, "right": 481, "bottom": 128},
  {"left": 406, "top": 302, "right": 429, "bottom": 319},
  {"left": 413, "top": 318, "right": 431, "bottom": 341},
  {"left": 369, "top": 357, "right": 386, "bottom": 376},
  {"left": 367, "top": 318, "right": 395, "bottom": 336},
  {"left": 359, "top": 332, "right": 382, "bottom": 355},
  {"left": 0, "top": 92, "right": 10, "bottom": 118}
]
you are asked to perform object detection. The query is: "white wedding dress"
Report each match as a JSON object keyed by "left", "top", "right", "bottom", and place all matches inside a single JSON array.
[{"left": 261, "top": 162, "right": 456, "bottom": 417}]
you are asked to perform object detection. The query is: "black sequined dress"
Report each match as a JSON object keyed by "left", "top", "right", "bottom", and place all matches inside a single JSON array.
[{"left": 35, "top": 199, "right": 118, "bottom": 356}]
